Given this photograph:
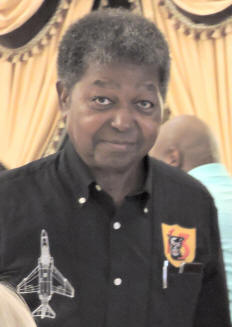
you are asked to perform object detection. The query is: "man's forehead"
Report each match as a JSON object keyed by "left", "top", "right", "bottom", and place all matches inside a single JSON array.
[
  {"left": 84, "top": 61, "right": 158, "bottom": 79},
  {"left": 91, "top": 79, "right": 159, "bottom": 92}
]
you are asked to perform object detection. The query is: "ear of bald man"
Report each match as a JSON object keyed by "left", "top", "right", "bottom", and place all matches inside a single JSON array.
[
  {"left": 150, "top": 141, "right": 182, "bottom": 168},
  {"left": 163, "top": 146, "right": 180, "bottom": 167}
]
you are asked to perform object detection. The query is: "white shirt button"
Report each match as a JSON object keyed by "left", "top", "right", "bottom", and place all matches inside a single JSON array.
[
  {"left": 95, "top": 184, "right": 102, "bottom": 191},
  {"left": 78, "top": 197, "right": 87, "bottom": 204},
  {"left": 144, "top": 207, "right": 149, "bottom": 214},
  {"left": 113, "top": 278, "right": 122, "bottom": 286},
  {"left": 113, "top": 222, "right": 121, "bottom": 230}
]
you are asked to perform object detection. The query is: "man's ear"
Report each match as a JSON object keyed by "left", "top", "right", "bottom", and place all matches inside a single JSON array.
[
  {"left": 167, "top": 146, "right": 181, "bottom": 168},
  {"left": 56, "top": 81, "right": 71, "bottom": 114}
]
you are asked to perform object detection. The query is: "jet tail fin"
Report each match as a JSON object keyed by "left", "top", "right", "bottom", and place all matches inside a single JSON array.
[{"left": 32, "top": 304, "right": 56, "bottom": 319}]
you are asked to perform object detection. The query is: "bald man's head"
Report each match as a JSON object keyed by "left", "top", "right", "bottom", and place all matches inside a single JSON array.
[{"left": 150, "top": 115, "right": 220, "bottom": 172}]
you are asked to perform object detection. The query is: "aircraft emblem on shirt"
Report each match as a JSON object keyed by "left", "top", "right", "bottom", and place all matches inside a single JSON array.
[{"left": 17, "top": 229, "right": 75, "bottom": 319}]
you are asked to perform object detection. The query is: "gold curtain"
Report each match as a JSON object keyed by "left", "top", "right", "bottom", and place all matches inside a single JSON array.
[
  {"left": 141, "top": 0, "right": 232, "bottom": 173},
  {"left": 0, "top": 0, "right": 45, "bottom": 34},
  {"left": 0, "top": 0, "right": 94, "bottom": 169},
  {"left": 172, "top": 0, "right": 232, "bottom": 15}
]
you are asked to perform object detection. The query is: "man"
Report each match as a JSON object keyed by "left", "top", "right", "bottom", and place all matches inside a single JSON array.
[
  {"left": 0, "top": 9, "right": 230, "bottom": 327},
  {"left": 150, "top": 114, "right": 232, "bottom": 321}
]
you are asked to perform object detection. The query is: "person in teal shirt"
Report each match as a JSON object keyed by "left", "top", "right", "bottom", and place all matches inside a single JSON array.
[{"left": 150, "top": 114, "right": 232, "bottom": 321}]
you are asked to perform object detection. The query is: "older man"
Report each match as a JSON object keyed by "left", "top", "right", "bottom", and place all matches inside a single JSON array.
[{"left": 0, "top": 10, "right": 230, "bottom": 327}]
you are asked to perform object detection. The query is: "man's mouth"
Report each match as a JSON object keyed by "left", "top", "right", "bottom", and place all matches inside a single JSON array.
[{"left": 99, "top": 140, "right": 137, "bottom": 151}]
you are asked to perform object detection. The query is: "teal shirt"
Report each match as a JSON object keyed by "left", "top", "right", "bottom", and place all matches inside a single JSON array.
[{"left": 189, "top": 163, "right": 232, "bottom": 320}]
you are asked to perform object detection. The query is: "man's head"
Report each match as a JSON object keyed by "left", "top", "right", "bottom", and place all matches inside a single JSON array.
[
  {"left": 57, "top": 8, "right": 170, "bottom": 100},
  {"left": 56, "top": 9, "right": 170, "bottom": 173},
  {"left": 150, "top": 115, "right": 220, "bottom": 172}
]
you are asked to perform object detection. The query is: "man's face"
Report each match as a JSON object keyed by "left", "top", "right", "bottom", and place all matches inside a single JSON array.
[{"left": 59, "top": 62, "right": 163, "bottom": 172}]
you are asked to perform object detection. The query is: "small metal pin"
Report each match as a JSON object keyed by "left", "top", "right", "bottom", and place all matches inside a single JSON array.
[{"left": 162, "top": 260, "right": 169, "bottom": 289}]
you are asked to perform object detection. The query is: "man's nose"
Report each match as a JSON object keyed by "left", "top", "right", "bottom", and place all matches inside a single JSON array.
[{"left": 110, "top": 107, "right": 134, "bottom": 132}]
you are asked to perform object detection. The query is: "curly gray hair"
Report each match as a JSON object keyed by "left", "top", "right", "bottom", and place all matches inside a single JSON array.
[{"left": 57, "top": 8, "right": 170, "bottom": 99}]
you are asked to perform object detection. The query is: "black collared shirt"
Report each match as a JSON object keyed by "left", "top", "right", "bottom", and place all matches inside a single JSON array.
[{"left": 0, "top": 140, "right": 230, "bottom": 327}]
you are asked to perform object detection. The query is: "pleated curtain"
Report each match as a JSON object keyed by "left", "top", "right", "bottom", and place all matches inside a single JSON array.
[{"left": 0, "top": 0, "right": 93, "bottom": 169}]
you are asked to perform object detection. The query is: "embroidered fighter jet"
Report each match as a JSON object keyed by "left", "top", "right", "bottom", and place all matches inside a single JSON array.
[{"left": 17, "top": 229, "right": 75, "bottom": 319}]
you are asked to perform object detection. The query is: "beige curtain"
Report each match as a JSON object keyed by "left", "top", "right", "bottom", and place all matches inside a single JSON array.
[
  {"left": 142, "top": 0, "right": 232, "bottom": 173},
  {"left": 0, "top": 0, "right": 94, "bottom": 169},
  {"left": 0, "top": 0, "right": 45, "bottom": 34},
  {"left": 173, "top": 0, "right": 232, "bottom": 15}
]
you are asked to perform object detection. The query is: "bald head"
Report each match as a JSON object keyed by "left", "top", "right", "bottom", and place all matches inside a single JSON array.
[{"left": 150, "top": 115, "right": 220, "bottom": 172}]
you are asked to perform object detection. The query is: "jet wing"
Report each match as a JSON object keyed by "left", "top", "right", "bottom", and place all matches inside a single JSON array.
[
  {"left": 52, "top": 266, "right": 74, "bottom": 297},
  {"left": 17, "top": 266, "right": 39, "bottom": 293}
]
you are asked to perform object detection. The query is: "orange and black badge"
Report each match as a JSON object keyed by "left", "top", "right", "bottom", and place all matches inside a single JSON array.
[{"left": 161, "top": 223, "right": 196, "bottom": 268}]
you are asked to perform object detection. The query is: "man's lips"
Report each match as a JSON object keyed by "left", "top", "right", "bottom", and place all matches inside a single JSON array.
[
  {"left": 98, "top": 140, "right": 137, "bottom": 150},
  {"left": 101, "top": 140, "right": 136, "bottom": 145}
]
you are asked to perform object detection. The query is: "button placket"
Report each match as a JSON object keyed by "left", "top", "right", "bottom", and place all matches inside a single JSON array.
[{"left": 110, "top": 214, "right": 124, "bottom": 291}]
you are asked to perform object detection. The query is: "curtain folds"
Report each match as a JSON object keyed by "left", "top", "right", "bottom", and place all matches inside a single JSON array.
[
  {"left": 158, "top": 0, "right": 232, "bottom": 40},
  {"left": 0, "top": 0, "right": 45, "bottom": 35},
  {"left": 142, "top": 0, "right": 232, "bottom": 173},
  {"left": 172, "top": 0, "right": 232, "bottom": 15},
  {"left": 0, "top": 0, "right": 94, "bottom": 169}
]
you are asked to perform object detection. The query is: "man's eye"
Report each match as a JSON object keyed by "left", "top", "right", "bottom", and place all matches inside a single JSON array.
[
  {"left": 92, "top": 96, "right": 112, "bottom": 105},
  {"left": 136, "top": 100, "right": 154, "bottom": 111}
]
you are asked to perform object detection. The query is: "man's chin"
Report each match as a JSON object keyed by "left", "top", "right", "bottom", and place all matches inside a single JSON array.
[{"left": 93, "top": 156, "right": 138, "bottom": 173}]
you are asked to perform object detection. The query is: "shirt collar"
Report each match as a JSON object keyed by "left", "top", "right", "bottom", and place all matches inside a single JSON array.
[
  {"left": 143, "top": 155, "right": 153, "bottom": 196},
  {"left": 128, "top": 155, "right": 152, "bottom": 200},
  {"left": 58, "top": 140, "right": 95, "bottom": 201}
]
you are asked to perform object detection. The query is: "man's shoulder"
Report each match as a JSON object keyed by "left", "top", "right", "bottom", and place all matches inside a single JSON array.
[
  {"left": 150, "top": 157, "right": 212, "bottom": 199},
  {"left": 0, "top": 152, "right": 59, "bottom": 190}
]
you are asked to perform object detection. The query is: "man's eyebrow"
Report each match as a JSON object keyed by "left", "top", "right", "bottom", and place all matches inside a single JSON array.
[{"left": 92, "top": 79, "right": 120, "bottom": 89}]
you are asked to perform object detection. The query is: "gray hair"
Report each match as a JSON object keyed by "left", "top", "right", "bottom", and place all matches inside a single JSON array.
[{"left": 57, "top": 8, "right": 170, "bottom": 99}]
